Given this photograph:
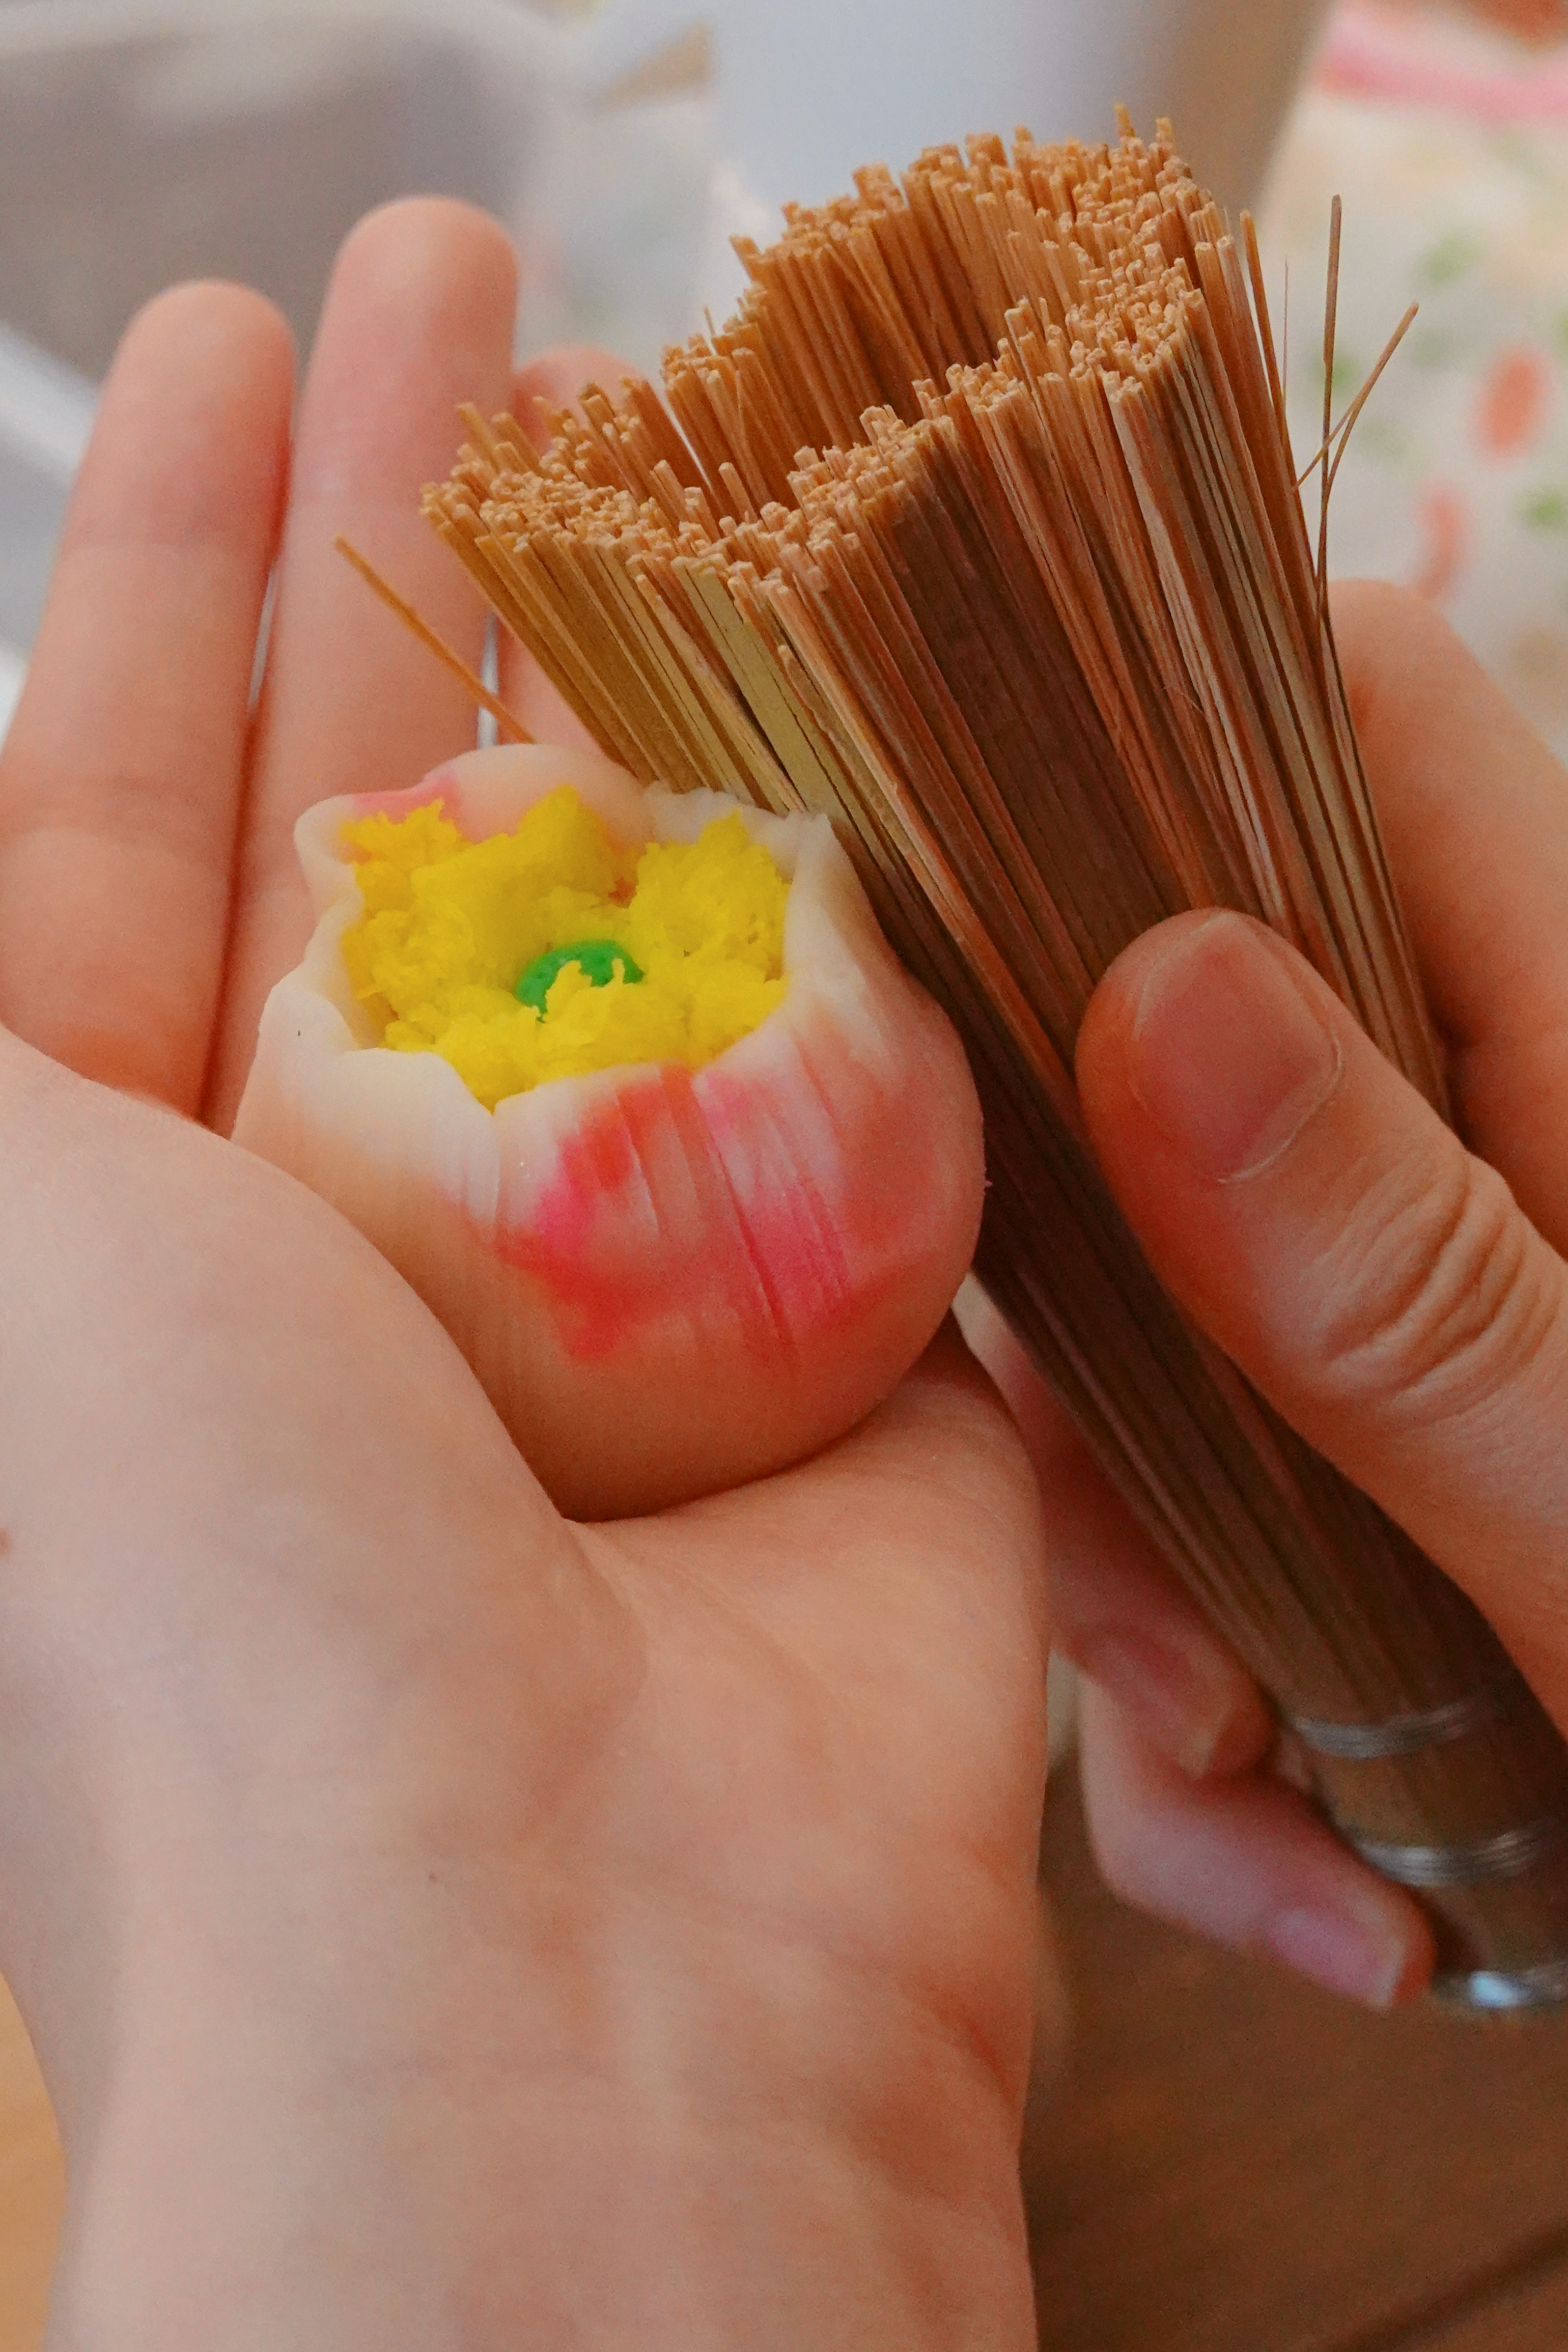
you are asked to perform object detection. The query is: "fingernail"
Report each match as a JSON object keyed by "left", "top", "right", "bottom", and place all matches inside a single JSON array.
[
  {"left": 1265, "top": 1904, "right": 1416, "bottom": 2010},
  {"left": 1072, "top": 1629, "right": 1243, "bottom": 1779},
  {"left": 1126, "top": 914, "right": 1342, "bottom": 1181}
]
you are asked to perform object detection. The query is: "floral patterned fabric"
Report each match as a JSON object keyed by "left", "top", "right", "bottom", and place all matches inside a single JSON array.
[{"left": 1263, "top": 1, "right": 1568, "bottom": 750}]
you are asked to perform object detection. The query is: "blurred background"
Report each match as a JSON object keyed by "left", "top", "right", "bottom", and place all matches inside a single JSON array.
[{"left": 0, "top": 0, "right": 1564, "bottom": 757}]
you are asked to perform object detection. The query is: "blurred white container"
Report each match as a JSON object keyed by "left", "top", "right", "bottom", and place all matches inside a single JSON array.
[
  {"left": 0, "top": 0, "right": 1338, "bottom": 382},
  {"left": 576, "top": 0, "right": 1337, "bottom": 314}
]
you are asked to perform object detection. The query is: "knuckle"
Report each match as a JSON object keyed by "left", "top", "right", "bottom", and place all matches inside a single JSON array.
[{"left": 1311, "top": 1143, "right": 1555, "bottom": 1426}]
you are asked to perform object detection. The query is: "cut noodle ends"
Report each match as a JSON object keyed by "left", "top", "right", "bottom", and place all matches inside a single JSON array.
[
  {"left": 421, "top": 122, "right": 1568, "bottom": 1995},
  {"left": 234, "top": 744, "right": 984, "bottom": 1521}
]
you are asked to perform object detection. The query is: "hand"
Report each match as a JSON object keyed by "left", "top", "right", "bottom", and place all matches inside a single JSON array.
[
  {"left": 972, "top": 580, "right": 1568, "bottom": 2011},
  {"left": 0, "top": 206, "right": 1049, "bottom": 2350}
]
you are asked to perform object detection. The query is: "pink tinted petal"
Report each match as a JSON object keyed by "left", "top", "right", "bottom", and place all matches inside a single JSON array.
[
  {"left": 1477, "top": 346, "right": 1553, "bottom": 458},
  {"left": 1410, "top": 484, "right": 1471, "bottom": 606}
]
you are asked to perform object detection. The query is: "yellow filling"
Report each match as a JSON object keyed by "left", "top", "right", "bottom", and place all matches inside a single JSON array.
[{"left": 339, "top": 787, "right": 789, "bottom": 1110}]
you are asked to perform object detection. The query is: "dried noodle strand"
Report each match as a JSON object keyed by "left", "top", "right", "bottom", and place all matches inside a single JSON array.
[{"left": 333, "top": 535, "right": 530, "bottom": 744}]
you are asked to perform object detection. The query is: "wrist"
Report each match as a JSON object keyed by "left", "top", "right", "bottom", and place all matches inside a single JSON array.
[{"left": 51, "top": 1819, "right": 1035, "bottom": 2349}]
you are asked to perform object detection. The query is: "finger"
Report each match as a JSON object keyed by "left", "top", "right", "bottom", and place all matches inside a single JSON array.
[
  {"left": 1076, "top": 907, "right": 1568, "bottom": 1718},
  {"left": 498, "top": 346, "right": 636, "bottom": 750},
  {"left": 211, "top": 199, "right": 519, "bottom": 1129},
  {"left": 1332, "top": 580, "right": 1568, "bottom": 1244},
  {"left": 0, "top": 284, "right": 292, "bottom": 1109},
  {"left": 1078, "top": 1684, "right": 1434, "bottom": 2007},
  {"left": 957, "top": 1281, "right": 1273, "bottom": 1777}
]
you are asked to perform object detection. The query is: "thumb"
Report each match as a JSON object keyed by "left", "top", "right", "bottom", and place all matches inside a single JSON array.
[{"left": 1076, "top": 909, "right": 1568, "bottom": 1718}]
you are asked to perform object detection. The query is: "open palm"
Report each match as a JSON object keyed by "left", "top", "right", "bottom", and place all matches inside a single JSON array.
[{"left": 0, "top": 203, "right": 1047, "bottom": 2350}]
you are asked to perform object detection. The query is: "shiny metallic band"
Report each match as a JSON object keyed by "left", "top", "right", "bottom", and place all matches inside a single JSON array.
[
  {"left": 1290, "top": 1675, "right": 1525, "bottom": 1763},
  {"left": 1436, "top": 1961, "right": 1568, "bottom": 2012},
  {"left": 1348, "top": 1812, "right": 1568, "bottom": 1890}
]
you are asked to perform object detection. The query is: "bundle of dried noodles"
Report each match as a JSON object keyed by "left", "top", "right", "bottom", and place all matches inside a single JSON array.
[{"left": 422, "top": 119, "right": 1568, "bottom": 2005}]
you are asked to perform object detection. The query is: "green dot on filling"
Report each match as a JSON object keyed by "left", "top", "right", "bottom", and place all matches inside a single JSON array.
[{"left": 515, "top": 938, "right": 645, "bottom": 1013}]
